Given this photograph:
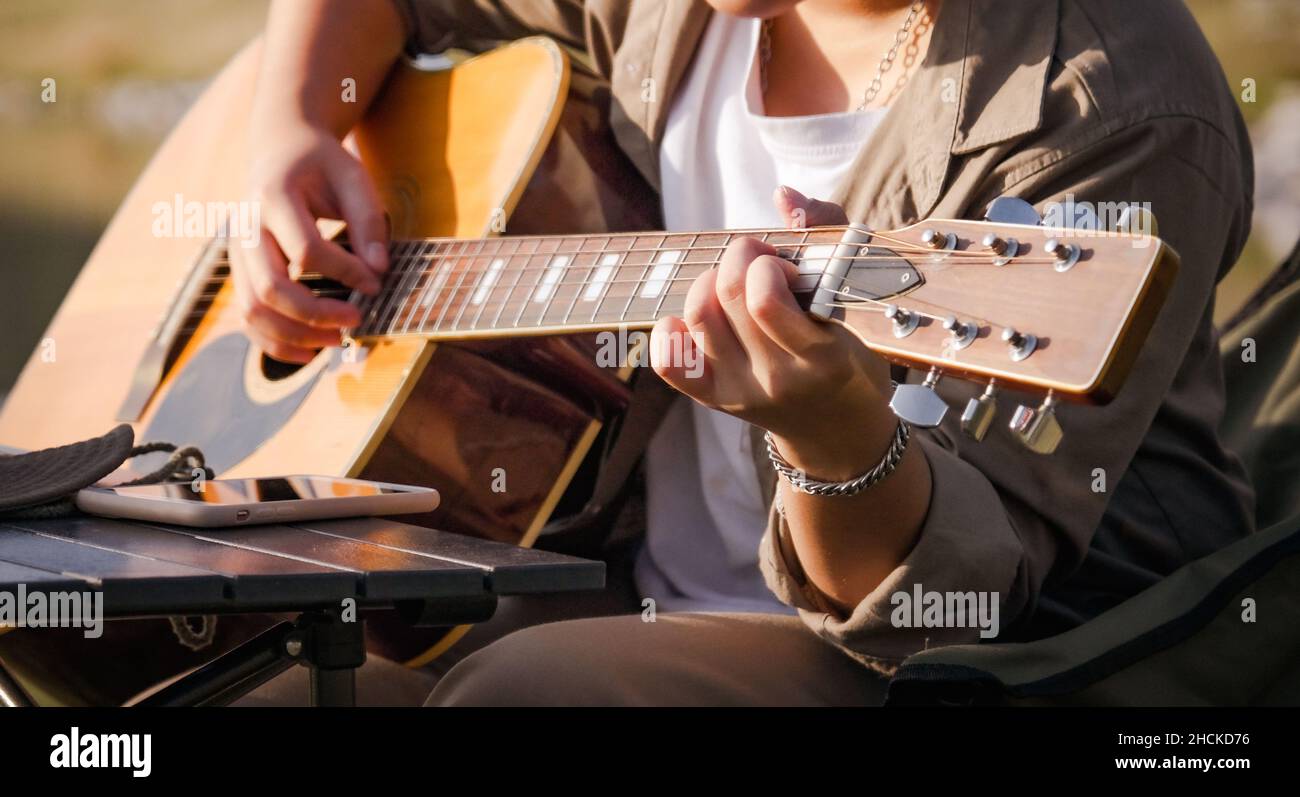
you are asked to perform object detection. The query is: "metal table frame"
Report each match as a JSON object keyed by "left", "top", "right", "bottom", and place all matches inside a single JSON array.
[{"left": 0, "top": 515, "right": 603, "bottom": 707}]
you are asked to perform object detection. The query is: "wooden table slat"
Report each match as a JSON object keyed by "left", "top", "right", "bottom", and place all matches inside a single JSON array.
[
  {"left": 0, "top": 525, "right": 228, "bottom": 613},
  {"left": 3, "top": 517, "right": 358, "bottom": 605},
  {"left": 0, "top": 514, "right": 601, "bottom": 616},
  {"left": 0, "top": 559, "right": 93, "bottom": 591},
  {"left": 134, "top": 522, "right": 489, "bottom": 600},
  {"left": 292, "top": 518, "right": 606, "bottom": 594}
]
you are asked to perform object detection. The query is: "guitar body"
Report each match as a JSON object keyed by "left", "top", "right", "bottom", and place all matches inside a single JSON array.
[{"left": 0, "top": 37, "right": 660, "bottom": 704}]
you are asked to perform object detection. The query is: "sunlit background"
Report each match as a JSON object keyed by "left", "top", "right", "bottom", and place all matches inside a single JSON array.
[{"left": 1, "top": 0, "right": 1298, "bottom": 398}]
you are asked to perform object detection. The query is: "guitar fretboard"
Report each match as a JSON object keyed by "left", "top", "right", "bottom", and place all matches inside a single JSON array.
[{"left": 351, "top": 227, "right": 852, "bottom": 339}]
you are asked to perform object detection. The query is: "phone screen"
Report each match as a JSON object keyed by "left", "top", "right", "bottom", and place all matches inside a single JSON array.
[{"left": 105, "top": 477, "right": 412, "bottom": 505}]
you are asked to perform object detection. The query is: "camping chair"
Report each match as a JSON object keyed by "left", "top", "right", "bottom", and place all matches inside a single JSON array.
[{"left": 885, "top": 238, "right": 1300, "bottom": 706}]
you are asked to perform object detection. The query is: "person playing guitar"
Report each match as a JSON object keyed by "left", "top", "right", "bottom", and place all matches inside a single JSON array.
[{"left": 232, "top": 0, "right": 1255, "bottom": 705}]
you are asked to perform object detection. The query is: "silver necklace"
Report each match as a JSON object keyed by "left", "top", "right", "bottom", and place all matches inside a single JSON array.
[{"left": 760, "top": 0, "right": 928, "bottom": 111}]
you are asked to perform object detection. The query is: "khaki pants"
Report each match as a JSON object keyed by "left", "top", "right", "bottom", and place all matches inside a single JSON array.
[
  {"left": 239, "top": 556, "right": 887, "bottom": 706},
  {"left": 428, "top": 611, "right": 887, "bottom": 706}
]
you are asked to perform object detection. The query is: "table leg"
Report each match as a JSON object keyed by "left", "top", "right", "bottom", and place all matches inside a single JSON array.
[
  {"left": 290, "top": 610, "right": 366, "bottom": 708},
  {"left": 130, "top": 621, "right": 298, "bottom": 707},
  {"left": 309, "top": 667, "right": 356, "bottom": 707}
]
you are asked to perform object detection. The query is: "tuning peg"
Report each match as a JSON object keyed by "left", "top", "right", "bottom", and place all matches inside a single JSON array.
[
  {"left": 942, "top": 315, "right": 977, "bottom": 349},
  {"left": 1001, "top": 327, "right": 1037, "bottom": 361},
  {"left": 982, "top": 232, "right": 1019, "bottom": 266},
  {"left": 1009, "top": 392, "right": 1063, "bottom": 454},
  {"left": 883, "top": 304, "right": 919, "bottom": 338},
  {"left": 1044, "top": 237, "right": 1081, "bottom": 272},
  {"left": 983, "top": 197, "right": 1042, "bottom": 227},
  {"left": 960, "top": 381, "right": 999, "bottom": 441},
  {"left": 920, "top": 228, "right": 957, "bottom": 252},
  {"left": 890, "top": 367, "right": 949, "bottom": 428}
]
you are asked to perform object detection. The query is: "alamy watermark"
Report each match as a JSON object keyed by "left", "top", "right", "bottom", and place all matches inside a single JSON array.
[
  {"left": 595, "top": 326, "right": 703, "bottom": 378},
  {"left": 890, "top": 583, "right": 1000, "bottom": 639},
  {"left": 50, "top": 727, "right": 151, "bottom": 778},
  {"left": 0, "top": 585, "right": 103, "bottom": 639},
  {"left": 151, "top": 193, "right": 261, "bottom": 248},
  {"left": 1041, "top": 193, "right": 1155, "bottom": 248}
]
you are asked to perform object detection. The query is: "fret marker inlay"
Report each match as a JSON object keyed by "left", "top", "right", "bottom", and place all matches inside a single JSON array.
[
  {"left": 640, "top": 250, "right": 683, "bottom": 298},
  {"left": 534, "top": 255, "right": 570, "bottom": 302},
  {"left": 471, "top": 258, "right": 505, "bottom": 305},
  {"left": 419, "top": 259, "right": 451, "bottom": 308},
  {"left": 583, "top": 254, "right": 620, "bottom": 301}
]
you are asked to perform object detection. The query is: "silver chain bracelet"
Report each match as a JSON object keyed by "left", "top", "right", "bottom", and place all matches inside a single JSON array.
[{"left": 764, "top": 420, "right": 910, "bottom": 499}]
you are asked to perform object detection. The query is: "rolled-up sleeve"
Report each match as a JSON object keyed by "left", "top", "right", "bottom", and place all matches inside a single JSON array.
[
  {"left": 760, "top": 436, "right": 1028, "bottom": 674},
  {"left": 387, "top": 0, "right": 600, "bottom": 62}
]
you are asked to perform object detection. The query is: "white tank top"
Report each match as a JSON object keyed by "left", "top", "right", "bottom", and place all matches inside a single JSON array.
[{"left": 637, "top": 12, "right": 888, "bottom": 613}]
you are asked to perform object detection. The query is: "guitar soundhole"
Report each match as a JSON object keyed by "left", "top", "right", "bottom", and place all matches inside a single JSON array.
[
  {"left": 256, "top": 273, "right": 348, "bottom": 382},
  {"left": 260, "top": 353, "right": 311, "bottom": 382}
]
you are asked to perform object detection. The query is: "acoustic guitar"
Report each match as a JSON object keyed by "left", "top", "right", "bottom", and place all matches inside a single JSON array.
[{"left": 0, "top": 36, "right": 1176, "bottom": 705}]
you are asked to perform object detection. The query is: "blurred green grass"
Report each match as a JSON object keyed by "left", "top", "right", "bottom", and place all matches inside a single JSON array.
[
  {"left": 0, "top": 0, "right": 1296, "bottom": 395},
  {"left": 0, "top": 0, "right": 267, "bottom": 393},
  {"left": 0, "top": 0, "right": 267, "bottom": 214}
]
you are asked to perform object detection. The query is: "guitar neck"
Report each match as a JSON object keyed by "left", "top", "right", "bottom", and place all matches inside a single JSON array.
[
  {"left": 349, "top": 227, "right": 850, "bottom": 340},
  {"left": 210, "top": 210, "right": 1171, "bottom": 407}
]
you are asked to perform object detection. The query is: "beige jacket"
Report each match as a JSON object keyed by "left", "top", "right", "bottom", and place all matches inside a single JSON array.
[{"left": 394, "top": 0, "right": 1256, "bottom": 673}]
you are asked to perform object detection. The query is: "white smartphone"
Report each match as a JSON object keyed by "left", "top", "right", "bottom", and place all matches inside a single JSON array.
[{"left": 75, "top": 475, "right": 440, "bottom": 528}]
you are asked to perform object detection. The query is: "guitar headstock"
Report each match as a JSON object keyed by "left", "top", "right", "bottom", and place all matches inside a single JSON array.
[{"left": 796, "top": 199, "right": 1178, "bottom": 453}]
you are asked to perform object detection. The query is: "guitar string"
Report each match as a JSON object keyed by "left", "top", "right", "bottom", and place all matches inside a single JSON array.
[
  {"left": 181, "top": 263, "right": 1000, "bottom": 334},
  {"left": 171, "top": 279, "right": 1004, "bottom": 341},
  {"left": 406, "top": 238, "right": 445, "bottom": 333},
  {"left": 490, "top": 236, "right": 529, "bottom": 329},
  {"left": 204, "top": 263, "right": 985, "bottom": 311},
  {"left": 226, "top": 270, "right": 877, "bottom": 305},
  {"left": 195, "top": 243, "right": 1065, "bottom": 304},
  {"left": 393, "top": 238, "right": 437, "bottom": 334},
  {"left": 566, "top": 233, "right": 610, "bottom": 327},
  {"left": 277, "top": 225, "right": 1076, "bottom": 266},
  {"left": 358, "top": 252, "right": 1067, "bottom": 276},
  {"left": 320, "top": 222, "right": 1079, "bottom": 253},
  {"left": 450, "top": 238, "right": 492, "bottom": 332},
  {"left": 356, "top": 263, "right": 999, "bottom": 335},
  {"left": 196, "top": 250, "right": 1005, "bottom": 308},
  {"left": 414, "top": 239, "right": 462, "bottom": 331},
  {"left": 345, "top": 284, "right": 999, "bottom": 335},
  {"left": 426, "top": 271, "right": 1012, "bottom": 336},
  {"left": 376, "top": 239, "right": 430, "bottom": 334},
  {"left": 360, "top": 243, "right": 1065, "bottom": 269},
  {"left": 166, "top": 288, "right": 1002, "bottom": 346},
  {"left": 202, "top": 237, "right": 1071, "bottom": 312},
  {"left": 186, "top": 225, "right": 1079, "bottom": 335},
  {"left": 367, "top": 286, "right": 986, "bottom": 337},
  {"left": 371, "top": 229, "right": 1070, "bottom": 257}
]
